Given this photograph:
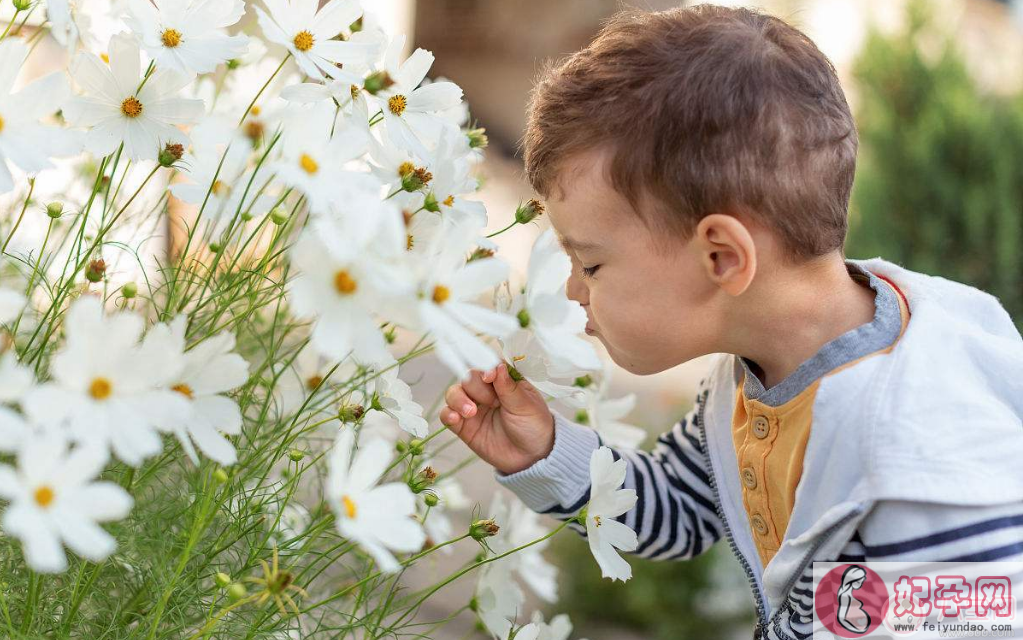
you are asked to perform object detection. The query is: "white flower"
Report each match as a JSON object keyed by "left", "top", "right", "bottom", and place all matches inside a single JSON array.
[
  {"left": 271, "top": 102, "right": 375, "bottom": 213},
  {"left": 270, "top": 346, "right": 341, "bottom": 421},
  {"left": 566, "top": 358, "right": 646, "bottom": 449},
  {"left": 47, "top": 0, "right": 95, "bottom": 53},
  {"left": 489, "top": 491, "right": 559, "bottom": 603},
  {"left": 0, "top": 431, "right": 132, "bottom": 573},
  {"left": 125, "top": 0, "right": 249, "bottom": 76},
  {"left": 0, "top": 285, "right": 26, "bottom": 324},
  {"left": 421, "top": 128, "right": 487, "bottom": 229},
  {"left": 584, "top": 446, "right": 638, "bottom": 582},
  {"left": 373, "top": 35, "right": 463, "bottom": 161},
  {"left": 498, "top": 330, "right": 586, "bottom": 401},
  {"left": 288, "top": 196, "right": 410, "bottom": 365},
  {"left": 0, "top": 40, "right": 82, "bottom": 194},
  {"left": 475, "top": 553, "right": 524, "bottom": 639},
  {"left": 391, "top": 224, "right": 518, "bottom": 381},
  {"left": 64, "top": 34, "right": 205, "bottom": 161},
  {"left": 362, "top": 366, "right": 428, "bottom": 438},
  {"left": 0, "top": 351, "right": 33, "bottom": 404},
  {"left": 499, "top": 228, "right": 601, "bottom": 373},
  {"left": 326, "top": 427, "right": 425, "bottom": 572},
  {"left": 515, "top": 612, "right": 575, "bottom": 640},
  {"left": 141, "top": 317, "right": 249, "bottom": 466},
  {"left": 22, "top": 296, "right": 190, "bottom": 467},
  {"left": 255, "top": 0, "right": 380, "bottom": 82}
]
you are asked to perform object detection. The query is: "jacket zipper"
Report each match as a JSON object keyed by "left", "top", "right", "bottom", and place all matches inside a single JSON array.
[{"left": 694, "top": 388, "right": 770, "bottom": 639}]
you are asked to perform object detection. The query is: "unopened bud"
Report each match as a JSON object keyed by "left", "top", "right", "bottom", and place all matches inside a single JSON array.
[
  {"left": 269, "top": 207, "right": 289, "bottom": 225},
  {"left": 208, "top": 242, "right": 222, "bottom": 253},
  {"left": 423, "top": 192, "right": 442, "bottom": 213},
  {"left": 121, "top": 282, "right": 138, "bottom": 299},
  {"left": 468, "top": 596, "right": 479, "bottom": 612},
  {"left": 573, "top": 375, "right": 593, "bottom": 388},
  {"left": 383, "top": 325, "right": 397, "bottom": 344},
  {"left": 214, "top": 572, "right": 232, "bottom": 588},
  {"left": 409, "top": 466, "right": 438, "bottom": 493},
  {"left": 85, "top": 258, "right": 106, "bottom": 283},
  {"left": 288, "top": 448, "right": 305, "bottom": 462},
  {"left": 574, "top": 409, "right": 589, "bottom": 425},
  {"left": 226, "top": 58, "right": 241, "bottom": 70},
  {"left": 469, "top": 518, "right": 499, "bottom": 541},
  {"left": 516, "top": 309, "right": 530, "bottom": 328},
  {"left": 506, "top": 363, "right": 524, "bottom": 382},
  {"left": 46, "top": 201, "right": 64, "bottom": 219},
  {"left": 466, "top": 127, "right": 488, "bottom": 150},
  {"left": 213, "top": 468, "right": 229, "bottom": 483},
  {"left": 158, "top": 142, "right": 184, "bottom": 167},
  {"left": 424, "top": 492, "right": 440, "bottom": 507},
  {"left": 338, "top": 403, "right": 365, "bottom": 423},
  {"left": 349, "top": 17, "right": 363, "bottom": 32},
  {"left": 395, "top": 440, "right": 408, "bottom": 454},
  {"left": 12, "top": 0, "right": 31, "bottom": 10},
  {"left": 240, "top": 210, "right": 253, "bottom": 221},
  {"left": 227, "top": 582, "right": 248, "bottom": 602},
  {"left": 514, "top": 199, "right": 544, "bottom": 225},
  {"left": 407, "top": 438, "right": 425, "bottom": 456},
  {"left": 363, "top": 70, "right": 394, "bottom": 95}
]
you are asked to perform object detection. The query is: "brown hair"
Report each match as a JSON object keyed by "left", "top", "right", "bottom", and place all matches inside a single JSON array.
[{"left": 522, "top": 4, "right": 858, "bottom": 263}]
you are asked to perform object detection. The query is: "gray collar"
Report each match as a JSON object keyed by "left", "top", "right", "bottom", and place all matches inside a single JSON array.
[{"left": 738, "top": 260, "right": 903, "bottom": 407}]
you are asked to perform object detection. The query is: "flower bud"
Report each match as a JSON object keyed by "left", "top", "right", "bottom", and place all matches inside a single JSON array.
[
  {"left": 85, "top": 258, "right": 106, "bottom": 283},
  {"left": 214, "top": 572, "right": 232, "bottom": 588},
  {"left": 349, "top": 17, "right": 363, "bottom": 32},
  {"left": 12, "top": 0, "right": 31, "bottom": 10},
  {"left": 506, "top": 363, "right": 524, "bottom": 382},
  {"left": 468, "top": 596, "right": 479, "bottom": 612},
  {"left": 240, "top": 210, "right": 254, "bottom": 221},
  {"left": 226, "top": 58, "right": 241, "bottom": 70},
  {"left": 338, "top": 402, "right": 364, "bottom": 423},
  {"left": 574, "top": 409, "right": 589, "bottom": 425},
  {"left": 467, "top": 247, "right": 494, "bottom": 262},
  {"left": 424, "top": 492, "right": 440, "bottom": 507},
  {"left": 407, "top": 438, "right": 425, "bottom": 456},
  {"left": 409, "top": 466, "right": 437, "bottom": 493},
  {"left": 422, "top": 192, "right": 440, "bottom": 213},
  {"left": 466, "top": 127, "right": 488, "bottom": 150},
  {"left": 227, "top": 582, "right": 248, "bottom": 602},
  {"left": 363, "top": 70, "right": 394, "bottom": 95},
  {"left": 469, "top": 518, "right": 499, "bottom": 541},
  {"left": 121, "top": 282, "right": 138, "bottom": 299},
  {"left": 516, "top": 309, "right": 530, "bottom": 328},
  {"left": 213, "top": 468, "right": 229, "bottom": 483},
  {"left": 208, "top": 242, "right": 222, "bottom": 254},
  {"left": 269, "top": 207, "right": 289, "bottom": 225},
  {"left": 514, "top": 199, "right": 544, "bottom": 225},
  {"left": 573, "top": 374, "right": 593, "bottom": 388},
  {"left": 46, "top": 202, "right": 64, "bottom": 219},
  {"left": 383, "top": 325, "right": 397, "bottom": 344},
  {"left": 400, "top": 166, "right": 432, "bottom": 192},
  {"left": 158, "top": 142, "right": 184, "bottom": 167},
  {"left": 288, "top": 448, "right": 305, "bottom": 462},
  {"left": 395, "top": 440, "right": 408, "bottom": 454}
]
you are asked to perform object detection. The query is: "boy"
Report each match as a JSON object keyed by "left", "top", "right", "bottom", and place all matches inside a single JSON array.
[{"left": 440, "top": 5, "right": 1023, "bottom": 639}]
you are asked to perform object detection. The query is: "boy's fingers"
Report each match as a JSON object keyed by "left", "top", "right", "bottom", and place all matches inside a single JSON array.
[
  {"left": 444, "top": 384, "right": 477, "bottom": 418},
  {"left": 463, "top": 370, "right": 498, "bottom": 406},
  {"left": 440, "top": 408, "right": 463, "bottom": 431},
  {"left": 492, "top": 363, "right": 534, "bottom": 412}
]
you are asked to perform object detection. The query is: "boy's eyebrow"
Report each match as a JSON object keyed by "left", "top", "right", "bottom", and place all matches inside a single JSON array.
[{"left": 556, "top": 233, "right": 602, "bottom": 252}]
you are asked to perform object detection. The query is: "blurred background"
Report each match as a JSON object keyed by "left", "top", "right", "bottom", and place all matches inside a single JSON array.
[{"left": 3, "top": 0, "right": 1022, "bottom": 637}]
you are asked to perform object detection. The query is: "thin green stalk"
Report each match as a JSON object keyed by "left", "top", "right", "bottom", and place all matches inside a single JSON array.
[{"left": 2, "top": 177, "right": 34, "bottom": 254}]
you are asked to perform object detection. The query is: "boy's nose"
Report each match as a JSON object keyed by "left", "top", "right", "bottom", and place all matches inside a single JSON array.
[{"left": 566, "top": 270, "right": 589, "bottom": 305}]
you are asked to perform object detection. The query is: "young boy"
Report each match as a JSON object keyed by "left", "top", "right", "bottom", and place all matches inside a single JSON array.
[{"left": 440, "top": 5, "right": 1023, "bottom": 639}]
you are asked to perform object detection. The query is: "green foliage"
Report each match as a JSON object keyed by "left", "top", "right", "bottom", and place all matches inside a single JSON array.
[{"left": 848, "top": 0, "right": 1023, "bottom": 327}]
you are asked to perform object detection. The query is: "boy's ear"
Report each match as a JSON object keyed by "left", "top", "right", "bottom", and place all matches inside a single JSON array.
[{"left": 696, "top": 213, "right": 757, "bottom": 296}]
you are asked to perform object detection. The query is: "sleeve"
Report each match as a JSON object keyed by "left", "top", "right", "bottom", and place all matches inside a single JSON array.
[
  {"left": 837, "top": 500, "right": 1023, "bottom": 563},
  {"left": 494, "top": 381, "right": 725, "bottom": 561}
]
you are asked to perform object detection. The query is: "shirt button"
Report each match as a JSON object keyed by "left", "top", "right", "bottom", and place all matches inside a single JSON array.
[
  {"left": 751, "top": 513, "right": 769, "bottom": 536},
  {"left": 742, "top": 467, "right": 758, "bottom": 489},
  {"left": 752, "top": 416, "right": 770, "bottom": 438}
]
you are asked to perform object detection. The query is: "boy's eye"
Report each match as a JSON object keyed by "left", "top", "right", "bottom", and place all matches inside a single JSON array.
[{"left": 581, "top": 264, "right": 600, "bottom": 279}]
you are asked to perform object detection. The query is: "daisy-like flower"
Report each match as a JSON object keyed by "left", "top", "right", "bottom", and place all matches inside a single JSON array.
[
  {"left": 420, "top": 128, "right": 488, "bottom": 230},
  {"left": 474, "top": 551, "right": 524, "bottom": 640},
  {"left": 326, "top": 427, "right": 425, "bottom": 573},
  {"left": 63, "top": 34, "right": 205, "bottom": 162},
  {"left": 373, "top": 35, "right": 463, "bottom": 161},
  {"left": 583, "top": 446, "right": 638, "bottom": 582},
  {"left": 515, "top": 612, "right": 576, "bottom": 640},
  {"left": 362, "top": 365, "right": 428, "bottom": 438},
  {"left": 0, "top": 40, "right": 83, "bottom": 194},
  {"left": 390, "top": 223, "right": 518, "bottom": 381},
  {"left": 255, "top": 0, "right": 381, "bottom": 82},
  {"left": 22, "top": 296, "right": 191, "bottom": 467},
  {"left": 125, "top": 0, "right": 249, "bottom": 76},
  {"left": 141, "top": 317, "right": 249, "bottom": 466},
  {"left": 0, "top": 431, "right": 132, "bottom": 573},
  {"left": 0, "top": 351, "right": 33, "bottom": 404},
  {"left": 565, "top": 358, "right": 646, "bottom": 449},
  {"left": 498, "top": 329, "right": 586, "bottom": 400},
  {"left": 488, "top": 491, "right": 559, "bottom": 603},
  {"left": 270, "top": 346, "right": 342, "bottom": 421},
  {"left": 271, "top": 102, "right": 376, "bottom": 213},
  {"left": 499, "top": 228, "right": 601, "bottom": 373},
  {"left": 46, "top": 0, "right": 95, "bottom": 54}
]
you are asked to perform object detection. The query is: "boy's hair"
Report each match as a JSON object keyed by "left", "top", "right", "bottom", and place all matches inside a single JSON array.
[{"left": 522, "top": 4, "right": 858, "bottom": 263}]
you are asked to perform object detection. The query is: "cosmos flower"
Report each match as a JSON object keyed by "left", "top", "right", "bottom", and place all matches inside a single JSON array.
[
  {"left": 584, "top": 446, "right": 638, "bottom": 582},
  {"left": 125, "top": 0, "right": 249, "bottom": 76}
]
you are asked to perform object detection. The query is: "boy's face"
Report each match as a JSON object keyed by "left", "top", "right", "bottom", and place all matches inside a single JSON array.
[{"left": 547, "top": 147, "right": 725, "bottom": 375}]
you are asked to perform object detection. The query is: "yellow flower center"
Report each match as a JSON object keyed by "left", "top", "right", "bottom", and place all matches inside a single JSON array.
[
  {"left": 100, "top": 52, "right": 110, "bottom": 64},
  {"left": 34, "top": 485, "right": 55, "bottom": 508},
  {"left": 350, "top": 84, "right": 360, "bottom": 100},
  {"left": 121, "top": 96, "right": 143, "bottom": 118},
  {"left": 0, "top": 114, "right": 4, "bottom": 133},
  {"left": 406, "top": 233, "right": 414, "bottom": 251},
  {"left": 341, "top": 494, "right": 357, "bottom": 519},
  {"left": 89, "top": 377, "right": 113, "bottom": 400},
  {"left": 397, "top": 161, "right": 415, "bottom": 177},
  {"left": 388, "top": 94, "right": 407, "bottom": 116},
  {"left": 305, "top": 375, "right": 323, "bottom": 390},
  {"left": 432, "top": 284, "right": 450, "bottom": 304},
  {"left": 334, "top": 270, "right": 357, "bottom": 295},
  {"left": 443, "top": 195, "right": 454, "bottom": 207},
  {"left": 172, "top": 383, "right": 194, "bottom": 399},
  {"left": 250, "top": 104, "right": 261, "bottom": 116},
  {"left": 512, "top": 354, "right": 526, "bottom": 363},
  {"left": 299, "top": 153, "right": 318, "bottom": 174},
  {"left": 212, "top": 180, "right": 230, "bottom": 196},
  {"left": 293, "top": 30, "right": 314, "bottom": 52},
  {"left": 593, "top": 515, "right": 602, "bottom": 527},
  {"left": 161, "top": 28, "right": 182, "bottom": 47}
]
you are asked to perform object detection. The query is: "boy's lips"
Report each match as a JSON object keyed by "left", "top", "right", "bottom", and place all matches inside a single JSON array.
[{"left": 585, "top": 325, "right": 597, "bottom": 335}]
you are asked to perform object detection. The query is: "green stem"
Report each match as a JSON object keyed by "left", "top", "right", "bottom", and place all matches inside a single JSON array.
[
  {"left": 486, "top": 219, "right": 518, "bottom": 239},
  {"left": 2, "top": 177, "right": 34, "bottom": 254}
]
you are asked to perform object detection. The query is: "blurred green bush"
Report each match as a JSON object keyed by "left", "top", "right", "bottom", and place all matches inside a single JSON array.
[{"left": 848, "top": 0, "right": 1023, "bottom": 328}]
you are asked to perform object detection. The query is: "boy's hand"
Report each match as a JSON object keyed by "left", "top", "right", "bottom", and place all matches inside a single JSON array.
[{"left": 441, "top": 363, "right": 555, "bottom": 475}]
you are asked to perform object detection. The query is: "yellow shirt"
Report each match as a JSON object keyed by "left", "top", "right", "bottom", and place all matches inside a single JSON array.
[{"left": 731, "top": 269, "right": 911, "bottom": 567}]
